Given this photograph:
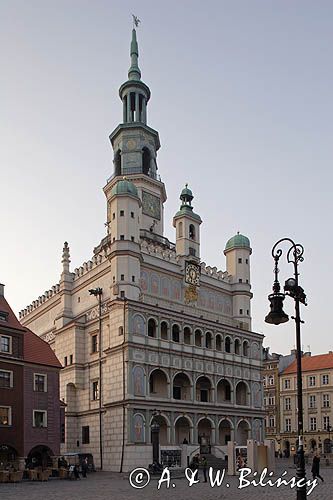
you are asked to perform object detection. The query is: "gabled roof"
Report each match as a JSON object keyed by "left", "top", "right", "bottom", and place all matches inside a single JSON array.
[
  {"left": 0, "top": 294, "right": 25, "bottom": 332},
  {"left": 282, "top": 353, "right": 333, "bottom": 374},
  {"left": 24, "top": 328, "right": 62, "bottom": 368}
]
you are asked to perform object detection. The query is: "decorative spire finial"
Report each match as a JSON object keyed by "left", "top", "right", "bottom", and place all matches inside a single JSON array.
[
  {"left": 62, "top": 241, "right": 70, "bottom": 274},
  {"left": 128, "top": 16, "right": 142, "bottom": 81}
]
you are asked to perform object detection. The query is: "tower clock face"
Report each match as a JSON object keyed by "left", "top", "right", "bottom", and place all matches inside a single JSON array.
[
  {"left": 185, "top": 262, "right": 200, "bottom": 286},
  {"left": 142, "top": 191, "right": 161, "bottom": 220}
]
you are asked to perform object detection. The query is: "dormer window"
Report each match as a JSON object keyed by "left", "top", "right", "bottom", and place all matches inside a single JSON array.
[{"left": 0, "top": 311, "right": 8, "bottom": 322}]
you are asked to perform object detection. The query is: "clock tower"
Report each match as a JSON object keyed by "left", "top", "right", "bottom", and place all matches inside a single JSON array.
[{"left": 106, "top": 27, "right": 167, "bottom": 236}]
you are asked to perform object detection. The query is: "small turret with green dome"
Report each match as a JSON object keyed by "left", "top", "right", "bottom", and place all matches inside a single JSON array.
[
  {"left": 174, "top": 184, "right": 201, "bottom": 222},
  {"left": 225, "top": 232, "right": 251, "bottom": 253},
  {"left": 110, "top": 178, "right": 139, "bottom": 198}
]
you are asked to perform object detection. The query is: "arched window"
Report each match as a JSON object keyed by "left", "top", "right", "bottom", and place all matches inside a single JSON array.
[
  {"left": 216, "top": 335, "right": 222, "bottom": 351},
  {"left": 195, "top": 329, "right": 202, "bottom": 347},
  {"left": 189, "top": 224, "right": 195, "bottom": 240},
  {"left": 178, "top": 222, "right": 183, "bottom": 238},
  {"left": 184, "top": 327, "right": 192, "bottom": 345},
  {"left": 225, "top": 336, "right": 231, "bottom": 353},
  {"left": 114, "top": 150, "right": 121, "bottom": 176},
  {"left": 148, "top": 318, "right": 157, "bottom": 338},
  {"left": 234, "top": 339, "right": 241, "bottom": 355},
  {"left": 172, "top": 324, "right": 180, "bottom": 343},
  {"left": 142, "top": 147, "right": 151, "bottom": 175},
  {"left": 161, "top": 321, "right": 168, "bottom": 340},
  {"left": 205, "top": 332, "right": 212, "bottom": 349},
  {"left": 243, "top": 341, "right": 249, "bottom": 357}
]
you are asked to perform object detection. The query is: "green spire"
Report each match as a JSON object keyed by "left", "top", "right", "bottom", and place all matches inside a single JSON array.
[{"left": 128, "top": 29, "right": 141, "bottom": 81}]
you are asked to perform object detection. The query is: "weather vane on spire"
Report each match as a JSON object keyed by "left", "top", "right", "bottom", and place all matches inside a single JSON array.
[{"left": 132, "top": 14, "right": 141, "bottom": 28}]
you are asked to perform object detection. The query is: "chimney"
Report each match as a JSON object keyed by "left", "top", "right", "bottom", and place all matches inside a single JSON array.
[{"left": 0, "top": 284, "right": 4, "bottom": 297}]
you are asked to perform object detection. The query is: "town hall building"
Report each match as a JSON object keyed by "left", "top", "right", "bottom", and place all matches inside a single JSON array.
[{"left": 19, "top": 27, "right": 264, "bottom": 471}]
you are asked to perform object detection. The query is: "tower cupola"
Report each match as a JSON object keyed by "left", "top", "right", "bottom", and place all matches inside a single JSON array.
[{"left": 173, "top": 184, "right": 202, "bottom": 260}]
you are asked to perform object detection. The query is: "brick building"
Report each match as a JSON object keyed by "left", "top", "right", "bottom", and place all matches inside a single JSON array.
[{"left": 0, "top": 284, "right": 61, "bottom": 470}]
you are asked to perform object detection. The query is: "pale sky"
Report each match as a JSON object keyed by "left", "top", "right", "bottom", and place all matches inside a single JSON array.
[{"left": 1, "top": 1, "right": 332, "bottom": 356}]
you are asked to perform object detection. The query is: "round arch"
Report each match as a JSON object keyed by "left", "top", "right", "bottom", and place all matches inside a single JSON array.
[
  {"left": 175, "top": 415, "right": 193, "bottom": 444},
  {"left": 27, "top": 445, "right": 54, "bottom": 468},
  {"left": 149, "top": 368, "right": 169, "bottom": 398},
  {"left": 195, "top": 375, "right": 213, "bottom": 403},
  {"left": 172, "top": 372, "right": 192, "bottom": 401},
  {"left": 150, "top": 414, "right": 170, "bottom": 446},
  {"left": 236, "top": 419, "right": 251, "bottom": 446},
  {"left": 218, "top": 418, "right": 233, "bottom": 445},
  {"left": 217, "top": 378, "right": 233, "bottom": 403},
  {"left": 235, "top": 380, "right": 250, "bottom": 406}
]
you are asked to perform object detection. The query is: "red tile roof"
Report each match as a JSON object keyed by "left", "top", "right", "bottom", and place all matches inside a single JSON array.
[
  {"left": 24, "top": 328, "right": 62, "bottom": 368},
  {"left": 282, "top": 353, "right": 333, "bottom": 374},
  {"left": 0, "top": 295, "right": 25, "bottom": 332},
  {"left": 0, "top": 292, "right": 61, "bottom": 368}
]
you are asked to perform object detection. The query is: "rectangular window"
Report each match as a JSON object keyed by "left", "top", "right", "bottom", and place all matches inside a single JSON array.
[
  {"left": 92, "top": 380, "right": 99, "bottom": 401},
  {"left": 0, "top": 406, "right": 11, "bottom": 425},
  {"left": 132, "top": 276, "right": 135, "bottom": 282},
  {"left": 120, "top": 274, "right": 125, "bottom": 281},
  {"left": 323, "top": 394, "right": 330, "bottom": 408},
  {"left": 310, "top": 417, "right": 317, "bottom": 431},
  {"left": 324, "top": 416, "right": 330, "bottom": 431},
  {"left": 189, "top": 247, "right": 196, "bottom": 256},
  {"left": 120, "top": 291, "right": 125, "bottom": 298},
  {"left": 309, "top": 395, "right": 316, "bottom": 408},
  {"left": 284, "top": 379, "right": 291, "bottom": 389},
  {"left": 131, "top": 212, "right": 134, "bottom": 218},
  {"left": 120, "top": 235, "right": 124, "bottom": 240},
  {"left": 308, "top": 376, "right": 316, "bottom": 387},
  {"left": 0, "top": 311, "right": 8, "bottom": 322},
  {"left": 112, "top": 213, "right": 115, "bottom": 220},
  {"left": 239, "top": 309, "right": 243, "bottom": 315},
  {"left": 34, "top": 374, "right": 47, "bottom": 392},
  {"left": 64, "top": 356, "right": 68, "bottom": 367},
  {"left": 0, "top": 370, "right": 12, "bottom": 388},
  {"left": 70, "top": 354, "right": 73, "bottom": 365},
  {"left": 269, "top": 416, "right": 275, "bottom": 427},
  {"left": 82, "top": 426, "right": 90, "bottom": 444},
  {"left": 131, "top": 236, "right": 135, "bottom": 242},
  {"left": 238, "top": 278, "right": 243, "bottom": 283},
  {"left": 285, "top": 397, "right": 291, "bottom": 410},
  {"left": 238, "top": 258, "right": 242, "bottom": 264},
  {"left": 200, "top": 389, "right": 208, "bottom": 402},
  {"left": 120, "top": 210, "right": 124, "bottom": 216},
  {"left": 60, "top": 423, "right": 65, "bottom": 443},
  {"left": 245, "top": 259, "right": 249, "bottom": 264},
  {"left": 322, "top": 374, "right": 329, "bottom": 385},
  {"left": 285, "top": 418, "right": 291, "bottom": 432},
  {"left": 91, "top": 335, "right": 98, "bottom": 353},
  {"left": 0, "top": 335, "right": 11, "bottom": 353},
  {"left": 268, "top": 396, "right": 275, "bottom": 405},
  {"left": 33, "top": 410, "right": 47, "bottom": 428}
]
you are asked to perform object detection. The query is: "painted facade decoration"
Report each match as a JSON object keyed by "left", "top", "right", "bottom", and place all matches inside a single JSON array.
[{"left": 133, "top": 366, "right": 145, "bottom": 396}]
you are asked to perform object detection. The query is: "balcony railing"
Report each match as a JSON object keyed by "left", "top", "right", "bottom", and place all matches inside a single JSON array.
[{"left": 107, "top": 169, "right": 162, "bottom": 184}]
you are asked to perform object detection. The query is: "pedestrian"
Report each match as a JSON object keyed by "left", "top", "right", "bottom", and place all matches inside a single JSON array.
[
  {"left": 191, "top": 454, "right": 199, "bottom": 480},
  {"left": 201, "top": 455, "right": 208, "bottom": 482},
  {"left": 311, "top": 453, "right": 324, "bottom": 482},
  {"left": 74, "top": 464, "right": 80, "bottom": 480},
  {"left": 82, "top": 457, "right": 88, "bottom": 478}
]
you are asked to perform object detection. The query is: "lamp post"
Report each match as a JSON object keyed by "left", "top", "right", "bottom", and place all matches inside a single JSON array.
[
  {"left": 89, "top": 287, "right": 103, "bottom": 470},
  {"left": 265, "top": 238, "right": 307, "bottom": 500},
  {"left": 151, "top": 409, "right": 160, "bottom": 464}
]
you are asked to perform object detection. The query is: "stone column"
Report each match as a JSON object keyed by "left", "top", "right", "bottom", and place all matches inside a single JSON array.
[
  {"left": 127, "top": 92, "right": 131, "bottom": 122},
  {"left": 135, "top": 93, "right": 140, "bottom": 122},
  {"left": 142, "top": 99, "right": 147, "bottom": 123},
  {"left": 123, "top": 97, "right": 127, "bottom": 122}
]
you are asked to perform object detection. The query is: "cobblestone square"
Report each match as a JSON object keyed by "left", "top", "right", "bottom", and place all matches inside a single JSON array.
[{"left": 1, "top": 459, "right": 332, "bottom": 500}]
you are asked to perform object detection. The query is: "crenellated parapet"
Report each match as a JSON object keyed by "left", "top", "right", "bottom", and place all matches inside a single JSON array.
[
  {"left": 200, "top": 262, "right": 231, "bottom": 283},
  {"left": 19, "top": 283, "right": 61, "bottom": 319}
]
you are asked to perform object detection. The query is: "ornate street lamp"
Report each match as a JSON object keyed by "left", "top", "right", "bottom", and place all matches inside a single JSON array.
[
  {"left": 265, "top": 238, "right": 307, "bottom": 500},
  {"left": 89, "top": 287, "right": 103, "bottom": 470},
  {"left": 151, "top": 409, "right": 160, "bottom": 464}
]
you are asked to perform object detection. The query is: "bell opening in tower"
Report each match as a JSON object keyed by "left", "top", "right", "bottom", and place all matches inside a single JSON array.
[{"left": 142, "top": 147, "right": 151, "bottom": 176}]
